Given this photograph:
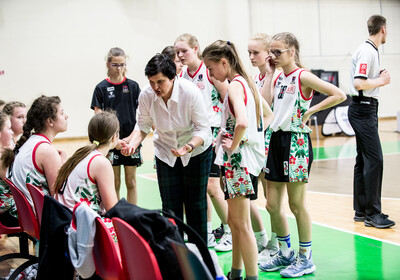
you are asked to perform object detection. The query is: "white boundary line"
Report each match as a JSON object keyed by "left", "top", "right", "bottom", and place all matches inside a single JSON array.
[
  {"left": 137, "top": 174, "right": 158, "bottom": 182},
  {"left": 314, "top": 151, "right": 400, "bottom": 162},
  {"left": 256, "top": 207, "right": 400, "bottom": 247},
  {"left": 307, "top": 190, "right": 400, "bottom": 201},
  {"left": 138, "top": 172, "right": 400, "bottom": 247}
]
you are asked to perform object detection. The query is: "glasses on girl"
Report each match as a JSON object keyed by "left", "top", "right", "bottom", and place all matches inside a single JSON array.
[
  {"left": 109, "top": 63, "right": 126, "bottom": 68},
  {"left": 268, "top": 49, "right": 289, "bottom": 57}
]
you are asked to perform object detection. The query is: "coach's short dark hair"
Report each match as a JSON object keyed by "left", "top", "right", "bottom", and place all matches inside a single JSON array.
[
  {"left": 367, "top": 15, "right": 386, "bottom": 36},
  {"left": 145, "top": 53, "right": 176, "bottom": 80}
]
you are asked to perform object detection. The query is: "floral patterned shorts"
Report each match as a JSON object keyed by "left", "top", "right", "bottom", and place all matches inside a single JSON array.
[
  {"left": 264, "top": 130, "right": 313, "bottom": 183},
  {"left": 221, "top": 165, "right": 255, "bottom": 199},
  {"left": 102, "top": 217, "right": 118, "bottom": 243}
]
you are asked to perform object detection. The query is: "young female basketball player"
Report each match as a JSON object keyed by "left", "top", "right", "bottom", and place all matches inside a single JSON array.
[
  {"left": 175, "top": 33, "right": 231, "bottom": 250},
  {"left": 91, "top": 47, "right": 141, "bottom": 204},
  {"left": 161, "top": 45, "right": 183, "bottom": 75},
  {"left": 2, "top": 101, "right": 27, "bottom": 147},
  {"left": 0, "top": 112, "right": 18, "bottom": 226},
  {"left": 55, "top": 111, "right": 119, "bottom": 241},
  {"left": 259, "top": 32, "right": 346, "bottom": 278},
  {"left": 203, "top": 40, "right": 273, "bottom": 280},
  {"left": 1, "top": 95, "right": 68, "bottom": 210},
  {"left": 248, "top": 33, "right": 280, "bottom": 261}
]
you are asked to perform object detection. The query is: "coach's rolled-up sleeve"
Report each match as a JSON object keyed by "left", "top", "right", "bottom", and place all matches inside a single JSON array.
[
  {"left": 135, "top": 90, "right": 153, "bottom": 134},
  {"left": 190, "top": 88, "right": 211, "bottom": 146}
]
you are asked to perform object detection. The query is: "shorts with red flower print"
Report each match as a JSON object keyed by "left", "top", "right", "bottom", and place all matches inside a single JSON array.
[
  {"left": 264, "top": 130, "right": 313, "bottom": 183},
  {"left": 221, "top": 165, "right": 255, "bottom": 199},
  {"left": 102, "top": 217, "right": 118, "bottom": 243}
]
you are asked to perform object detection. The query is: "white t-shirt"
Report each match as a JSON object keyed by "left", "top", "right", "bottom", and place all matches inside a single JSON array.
[{"left": 349, "top": 40, "right": 380, "bottom": 98}]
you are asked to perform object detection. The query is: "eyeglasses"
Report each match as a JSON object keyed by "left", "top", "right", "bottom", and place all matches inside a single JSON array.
[
  {"left": 268, "top": 49, "right": 289, "bottom": 57},
  {"left": 109, "top": 63, "right": 126, "bottom": 68}
]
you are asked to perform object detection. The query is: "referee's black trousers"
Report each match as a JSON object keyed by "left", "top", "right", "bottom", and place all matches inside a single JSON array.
[{"left": 348, "top": 99, "right": 383, "bottom": 217}]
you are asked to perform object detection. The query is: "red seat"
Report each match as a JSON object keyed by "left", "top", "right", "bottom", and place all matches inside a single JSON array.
[
  {"left": 27, "top": 183, "right": 45, "bottom": 228},
  {"left": 2, "top": 178, "right": 39, "bottom": 279},
  {"left": 112, "top": 217, "right": 163, "bottom": 280},
  {"left": 4, "top": 178, "right": 40, "bottom": 240},
  {"left": 93, "top": 217, "right": 124, "bottom": 280}
]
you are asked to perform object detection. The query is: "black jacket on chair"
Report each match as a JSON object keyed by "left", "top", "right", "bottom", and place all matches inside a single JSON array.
[{"left": 36, "top": 195, "right": 74, "bottom": 280}]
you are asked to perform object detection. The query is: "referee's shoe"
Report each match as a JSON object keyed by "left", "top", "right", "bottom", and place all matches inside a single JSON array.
[{"left": 364, "top": 213, "right": 395, "bottom": 229}]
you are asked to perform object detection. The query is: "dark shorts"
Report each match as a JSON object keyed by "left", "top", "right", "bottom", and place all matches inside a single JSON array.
[
  {"left": 0, "top": 209, "right": 19, "bottom": 227},
  {"left": 209, "top": 147, "right": 221, "bottom": 178},
  {"left": 107, "top": 146, "right": 143, "bottom": 167},
  {"left": 264, "top": 130, "right": 313, "bottom": 183},
  {"left": 248, "top": 174, "right": 259, "bottom": 200}
]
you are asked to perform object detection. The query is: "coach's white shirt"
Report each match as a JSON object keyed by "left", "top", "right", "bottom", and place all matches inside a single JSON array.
[{"left": 135, "top": 77, "right": 212, "bottom": 167}]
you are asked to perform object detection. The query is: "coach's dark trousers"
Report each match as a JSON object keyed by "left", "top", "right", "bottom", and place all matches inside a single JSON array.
[
  {"left": 155, "top": 145, "right": 212, "bottom": 243},
  {"left": 348, "top": 97, "right": 383, "bottom": 217}
]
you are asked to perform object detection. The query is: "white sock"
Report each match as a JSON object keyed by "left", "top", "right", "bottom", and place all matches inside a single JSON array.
[
  {"left": 255, "top": 230, "right": 268, "bottom": 247},
  {"left": 271, "top": 232, "right": 279, "bottom": 247},
  {"left": 277, "top": 234, "right": 292, "bottom": 258},
  {"left": 207, "top": 222, "right": 212, "bottom": 233},
  {"left": 223, "top": 224, "right": 231, "bottom": 233},
  {"left": 299, "top": 241, "right": 312, "bottom": 258}
]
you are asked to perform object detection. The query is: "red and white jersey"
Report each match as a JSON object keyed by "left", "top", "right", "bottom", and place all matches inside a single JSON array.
[
  {"left": 269, "top": 68, "right": 313, "bottom": 133},
  {"left": 9, "top": 134, "right": 51, "bottom": 210},
  {"left": 56, "top": 150, "right": 105, "bottom": 215},
  {"left": 215, "top": 75, "right": 265, "bottom": 176},
  {"left": 180, "top": 62, "right": 223, "bottom": 128},
  {"left": 254, "top": 72, "right": 266, "bottom": 93}
]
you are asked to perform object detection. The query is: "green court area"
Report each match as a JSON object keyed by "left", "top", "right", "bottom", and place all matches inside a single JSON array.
[
  {"left": 313, "top": 140, "right": 400, "bottom": 160},
  {"left": 119, "top": 159, "right": 400, "bottom": 279}
]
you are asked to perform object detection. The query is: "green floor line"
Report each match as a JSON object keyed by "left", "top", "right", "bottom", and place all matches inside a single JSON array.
[{"left": 313, "top": 140, "right": 400, "bottom": 160}]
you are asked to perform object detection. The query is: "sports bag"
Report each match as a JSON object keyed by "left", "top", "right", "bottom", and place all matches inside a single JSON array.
[{"left": 105, "top": 198, "right": 216, "bottom": 279}]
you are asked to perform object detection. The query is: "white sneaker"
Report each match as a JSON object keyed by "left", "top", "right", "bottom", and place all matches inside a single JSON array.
[
  {"left": 258, "top": 241, "right": 279, "bottom": 263},
  {"left": 214, "top": 232, "right": 232, "bottom": 252},
  {"left": 208, "top": 233, "right": 217, "bottom": 247}
]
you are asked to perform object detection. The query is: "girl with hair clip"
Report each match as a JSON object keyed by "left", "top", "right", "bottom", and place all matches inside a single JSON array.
[
  {"left": 90, "top": 47, "right": 141, "bottom": 205},
  {"left": 2, "top": 101, "right": 27, "bottom": 147},
  {"left": 175, "top": 33, "right": 231, "bottom": 250},
  {"left": 161, "top": 46, "right": 183, "bottom": 75},
  {"left": 203, "top": 40, "right": 274, "bottom": 280},
  {"left": 0, "top": 95, "right": 68, "bottom": 211},
  {"left": 0, "top": 112, "right": 18, "bottom": 226},
  {"left": 259, "top": 32, "right": 345, "bottom": 278},
  {"left": 248, "top": 33, "right": 280, "bottom": 261},
  {"left": 55, "top": 111, "right": 119, "bottom": 237}
]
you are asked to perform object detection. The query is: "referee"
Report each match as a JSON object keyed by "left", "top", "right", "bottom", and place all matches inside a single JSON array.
[{"left": 348, "top": 14, "right": 394, "bottom": 228}]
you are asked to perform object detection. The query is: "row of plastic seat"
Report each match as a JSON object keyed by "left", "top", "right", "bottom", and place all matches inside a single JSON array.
[
  {"left": 0, "top": 179, "right": 41, "bottom": 280},
  {"left": 94, "top": 216, "right": 163, "bottom": 280},
  {"left": 1, "top": 179, "right": 214, "bottom": 280}
]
